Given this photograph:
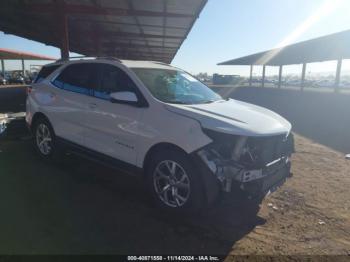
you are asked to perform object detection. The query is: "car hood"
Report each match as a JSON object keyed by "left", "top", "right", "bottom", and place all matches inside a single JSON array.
[{"left": 165, "top": 99, "right": 291, "bottom": 137}]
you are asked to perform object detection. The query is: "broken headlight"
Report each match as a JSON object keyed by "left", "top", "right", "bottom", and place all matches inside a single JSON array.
[{"left": 201, "top": 128, "right": 293, "bottom": 167}]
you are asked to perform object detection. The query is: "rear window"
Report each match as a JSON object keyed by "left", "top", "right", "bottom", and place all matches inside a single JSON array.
[
  {"left": 52, "top": 63, "right": 99, "bottom": 95},
  {"left": 34, "top": 64, "right": 61, "bottom": 83}
]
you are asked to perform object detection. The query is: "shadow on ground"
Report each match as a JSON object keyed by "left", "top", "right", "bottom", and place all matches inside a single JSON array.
[{"left": 0, "top": 137, "right": 264, "bottom": 254}]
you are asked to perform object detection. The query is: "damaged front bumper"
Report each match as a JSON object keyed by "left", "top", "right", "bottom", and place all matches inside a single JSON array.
[{"left": 196, "top": 133, "right": 294, "bottom": 200}]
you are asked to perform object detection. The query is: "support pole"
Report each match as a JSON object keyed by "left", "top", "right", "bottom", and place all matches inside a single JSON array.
[
  {"left": 278, "top": 65, "right": 283, "bottom": 88},
  {"left": 301, "top": 63, "right": 307, "bottom": 91},
  {"left": 1, "top": 59, "right": 4, "bottom": 78},
  {"left": 262, "top": 65, "right": 266, "bottom": 88},
  {"left": 249, "top": 65, "right": 253, "bottom": 87},
  {"left": 58, "top": 2, "right": 69, "bottom": 60},
  {"left": 21, "top": 58, "right": 25, "bottom": 77},
  {"left": 335, "top": 59, "right": 342, "bottom": 92}
]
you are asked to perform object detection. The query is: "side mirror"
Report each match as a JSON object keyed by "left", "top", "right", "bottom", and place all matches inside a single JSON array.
[{"left": 110, "top": 91, "right": 138, "bottom": 104}]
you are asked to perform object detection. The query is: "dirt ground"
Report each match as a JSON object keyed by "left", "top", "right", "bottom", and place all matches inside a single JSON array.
[
  {"left": 229, "top": 134, "right": 350, "bottom": 256},
  {"left": 1, "top": 133, "right": 349, "bottom": 257}
]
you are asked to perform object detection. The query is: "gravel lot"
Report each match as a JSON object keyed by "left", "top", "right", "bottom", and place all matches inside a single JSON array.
[{"left": 1, "top": 134, "right": 349, "bottom": 256}]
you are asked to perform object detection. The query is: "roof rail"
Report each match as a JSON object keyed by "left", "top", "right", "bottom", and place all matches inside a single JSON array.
[
  {"left": 55, "top": 56, "right": 93, "bottom": 62},
  {"left": 96, "top": 56, "right": 122, "bottom": 62},
  {"left": 153, "top": 61, "right": 170, "bottom": 66},
  {"left": 55, "top": 56, "right": 121, "bottom": 63}
]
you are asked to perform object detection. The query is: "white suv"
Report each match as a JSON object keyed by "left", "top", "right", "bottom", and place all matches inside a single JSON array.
[{"left": 26, "top": 58, "right": 294, "bottom": 211}]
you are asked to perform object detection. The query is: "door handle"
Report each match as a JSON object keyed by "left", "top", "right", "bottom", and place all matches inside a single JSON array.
[{"left": 88, "top": 103, "right": 97, "bottom": 109}]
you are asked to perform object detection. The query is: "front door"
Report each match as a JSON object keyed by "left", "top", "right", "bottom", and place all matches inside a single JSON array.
[{"left": 84, "top": 63, "right": 144, "bottom": 165}]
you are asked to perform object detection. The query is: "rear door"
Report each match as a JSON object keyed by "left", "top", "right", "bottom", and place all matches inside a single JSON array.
[
  {"left": 84, "top": 63, "right": 145, "bottom": 165},
  {"left": 48, "top": 63, "right": 99, "bottom": 145}
]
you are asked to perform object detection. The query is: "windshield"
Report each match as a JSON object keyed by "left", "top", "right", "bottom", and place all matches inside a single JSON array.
[{"left": 132, "top": 68, "right": 222, "bottom": 104}]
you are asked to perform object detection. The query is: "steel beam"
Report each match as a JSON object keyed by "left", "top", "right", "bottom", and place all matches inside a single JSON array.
[
  {"left": 127, "top": 1, "right": 155, "bottom": 60},
  {"left": 171, "top": 0, "right": 207, "bottom": 63},
  {"left": 335, "top": 59, "right": 342, "bottom": 92},
  {"left": 278, "top": 65, "right": 283, "bottom": 88},
  {"left": 21, "top": 58, "right": 25, "bottom": 77},
  {"left": 1, "top": 60, "right": 5, "bottom": 78},
  {"left": 71, "top": 18, "right": 188, "bottom": 30},
  {"left": 249, "top": 65, "right": 253, "bottom": 87},
  {"left": 29, "top": 4, "right": 194, "bottom": 18},
  {"left": 59, "top": 7, "right": 70, "bottom": 59},
  {"left": 262, "top": 65, "right": 266, "bottom": 88},
  {"left": 162, "top": 0, "right": 167, "bottom": 53},
  {"left": 110, "top": 31, "right": 182, "bottom": 39},
  {"left": 301, "top": 63, "right": 307, "bottom": 91},
  {"left": 103, "top": 42, "right": 177, "bottom": 50},
  {"left": 70, "top": 30, "right": 182, "bottom": 40}
]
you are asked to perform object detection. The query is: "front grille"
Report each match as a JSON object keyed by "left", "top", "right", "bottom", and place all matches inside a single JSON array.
[{"left": 241, "top": 133, "right": 294, "bottom": 168}]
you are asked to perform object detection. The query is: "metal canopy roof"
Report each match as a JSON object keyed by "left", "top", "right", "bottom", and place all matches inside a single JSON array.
[
  {"left": 0, "top": 0, "right": 207, "bottom": 64},
  {"left": 218, "top": 29, "right": 350, "bottom": 66},
  {"left": 0, "top": 48, "right": 55, "bottom": 60}
]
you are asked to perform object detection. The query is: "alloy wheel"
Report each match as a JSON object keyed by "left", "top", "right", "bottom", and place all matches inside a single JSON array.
[{"left": 153, "top": 160, "right": 191, "bottom": 207}]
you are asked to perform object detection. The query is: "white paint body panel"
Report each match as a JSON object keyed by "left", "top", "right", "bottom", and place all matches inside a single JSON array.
[
  {"left": 26, "top": 59, "right": 292, "bottom": 170},
  {"left": 27, "top": 80, "right": 88, "bottom": 146},
  {"left": 166, "top": 99, "right": 291, "bottom": 137}
]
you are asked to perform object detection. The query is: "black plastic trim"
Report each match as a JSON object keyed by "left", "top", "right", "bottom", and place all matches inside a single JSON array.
[{"left": 190, "top": 151, "right": 221, "bottom": 205}]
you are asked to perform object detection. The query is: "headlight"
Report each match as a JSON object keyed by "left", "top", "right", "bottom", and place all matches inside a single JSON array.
[{"left": 202, "top": 128, "right": 245, "bottom": 160}]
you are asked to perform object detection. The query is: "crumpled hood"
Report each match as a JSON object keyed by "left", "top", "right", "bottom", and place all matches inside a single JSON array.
[{"left": 166, "top": 99, "right": 292, "bottom": 137}]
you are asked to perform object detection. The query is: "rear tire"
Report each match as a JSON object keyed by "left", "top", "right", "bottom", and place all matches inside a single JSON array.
[
  {"left": 32, "top": 117, "right": 61, "bottom": 161},
  {"left": 146, "top": 149, "right": 205, "bottom": 214}
]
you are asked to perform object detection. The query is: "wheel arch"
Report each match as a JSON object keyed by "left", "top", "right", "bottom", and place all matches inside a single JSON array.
[
  {"left": 31, "top": 112, "right": 52, "bottom": 132},
  {"left": 142, "top": 142, "right": 188, "bottom": 172},
  {"left": 143, "top": 142, "right": 221, "bottom": 206}
]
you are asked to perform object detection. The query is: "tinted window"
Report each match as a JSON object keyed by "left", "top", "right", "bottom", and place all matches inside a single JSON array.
[
  {"left": 53, "top": 63, "right": 99, "bottom": 95},
  {"left": 94, "top": 64, "right": 138, "bottom": 100},
  {"left": 35, "top": 64, "right": 61, "bottom": 83}
]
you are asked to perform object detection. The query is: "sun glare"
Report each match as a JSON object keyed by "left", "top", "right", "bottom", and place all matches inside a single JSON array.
[{"left": 257, "top": 0, "right": 346, "bottom": 65}]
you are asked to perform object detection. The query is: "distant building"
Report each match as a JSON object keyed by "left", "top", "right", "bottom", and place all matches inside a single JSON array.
[{"left": 212, "top": 74, "right": 241, "bottom": 85}]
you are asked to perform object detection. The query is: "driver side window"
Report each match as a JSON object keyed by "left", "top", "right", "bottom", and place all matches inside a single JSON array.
[{"left": 94, "top": 64, "right": 138, "bottom": 100}]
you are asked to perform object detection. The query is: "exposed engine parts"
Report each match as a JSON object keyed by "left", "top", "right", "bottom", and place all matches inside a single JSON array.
[{"left": 198, "top": 131, "right": 294, "bottom": 194}]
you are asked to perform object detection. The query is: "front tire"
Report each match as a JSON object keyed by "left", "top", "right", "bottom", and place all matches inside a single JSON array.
[{"left": 146, "top": 149, "right": 205, "bottom": 213}]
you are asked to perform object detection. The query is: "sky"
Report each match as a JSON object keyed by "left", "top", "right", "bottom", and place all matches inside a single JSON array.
[{"left": 1, "top": 0, "right": 350, "bottom": 76}]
